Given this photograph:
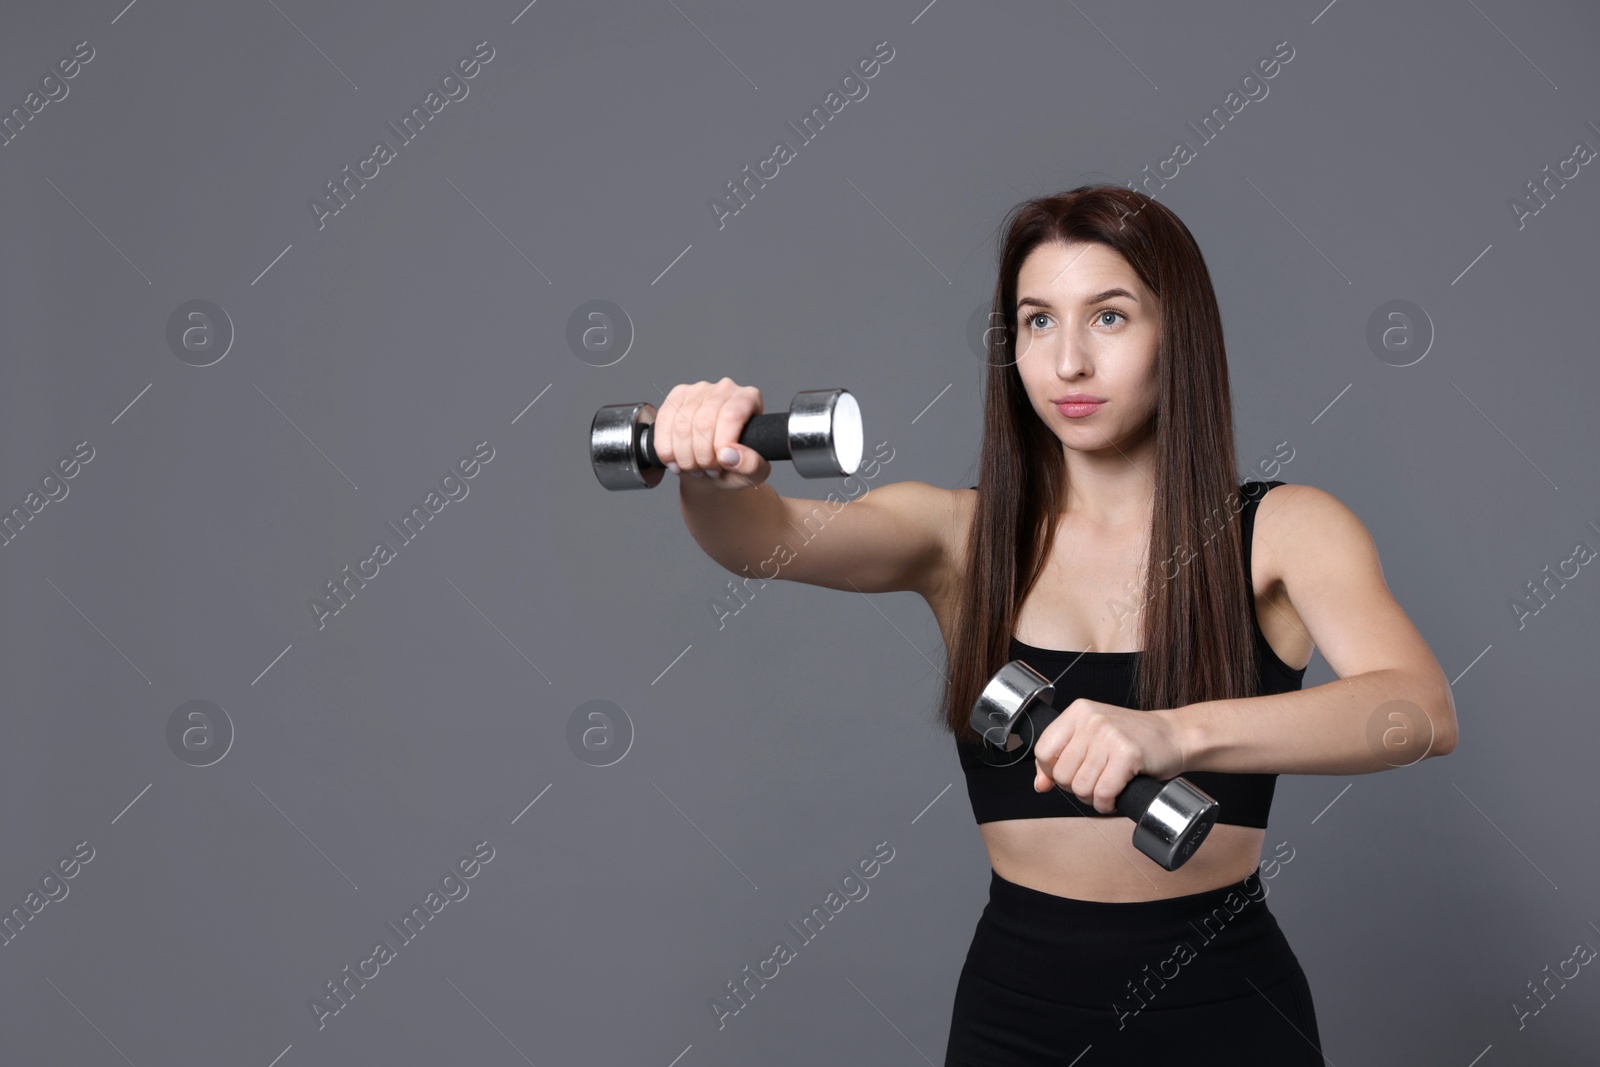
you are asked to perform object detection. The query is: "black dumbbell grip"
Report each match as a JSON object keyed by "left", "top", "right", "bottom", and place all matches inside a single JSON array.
[
  {"left": 638, "top": 411, "right": 792, "bottom": 469},
  {"left": 1016, "top": 701, "right": 1171, "bottom": 822}
]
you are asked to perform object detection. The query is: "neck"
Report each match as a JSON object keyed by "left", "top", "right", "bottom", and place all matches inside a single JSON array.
[{"left": 1058, "top": 446, "right": 1156, "bottom": 527}]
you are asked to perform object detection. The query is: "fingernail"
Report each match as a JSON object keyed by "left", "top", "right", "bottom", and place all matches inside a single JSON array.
[
  {"left": 719, "top": 447, "right": 739, "bottom": 466},
  {"left": 666, "top": 461, "right": 679, "bottom": 473}
]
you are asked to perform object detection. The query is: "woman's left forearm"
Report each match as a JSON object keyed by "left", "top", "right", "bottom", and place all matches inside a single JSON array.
[{"left": 1154, "top": 669, "right": 1458, "bottom": 776}]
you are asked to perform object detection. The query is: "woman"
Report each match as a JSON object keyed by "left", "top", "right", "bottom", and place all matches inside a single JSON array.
[{"left": 661, "top": 185, "right": 1459, "bottom": 1061}]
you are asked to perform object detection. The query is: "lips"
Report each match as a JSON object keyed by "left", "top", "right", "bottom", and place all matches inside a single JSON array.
[{"left": 1054, "top": 398, "right": 1105, "bottom": 418}]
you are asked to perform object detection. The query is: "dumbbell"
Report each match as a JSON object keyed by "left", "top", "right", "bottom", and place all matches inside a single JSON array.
[
  {"left": 969, "top": 660, "right": 1219, "bottom": 872},
  {"left": 590, "top": 387, "right": 863, "bottom": 491}
]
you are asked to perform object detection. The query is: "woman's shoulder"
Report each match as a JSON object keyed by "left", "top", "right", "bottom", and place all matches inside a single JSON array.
[
  {"left": 1244, "top": 479, "right": 1345, "bottom": 519},
  {"left": 1245, "top": 481, "right": 1374, "bottom": 591}
]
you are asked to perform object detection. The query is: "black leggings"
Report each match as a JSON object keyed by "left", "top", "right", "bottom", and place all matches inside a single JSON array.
[{"left": 944, "top": 868, "right": 1323, "bottom": 1065}]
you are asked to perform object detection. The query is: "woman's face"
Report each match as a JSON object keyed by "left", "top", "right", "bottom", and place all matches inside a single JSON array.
[{"left": 1011, "top": 240, "right": 1161, "bottom": 457}]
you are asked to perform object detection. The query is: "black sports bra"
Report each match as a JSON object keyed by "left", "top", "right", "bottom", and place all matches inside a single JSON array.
[{"left": 955, "top": 480, "right": 1304, "bottom": 829}]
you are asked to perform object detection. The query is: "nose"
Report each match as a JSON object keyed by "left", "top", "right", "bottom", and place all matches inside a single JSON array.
[{"left": 1048, "top": 328, "right": 1091, "bottom": 378}]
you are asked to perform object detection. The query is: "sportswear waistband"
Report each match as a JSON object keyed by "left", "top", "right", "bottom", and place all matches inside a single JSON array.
[{"left": 987, "top": 867, "right": 1270, "bottom": 929}]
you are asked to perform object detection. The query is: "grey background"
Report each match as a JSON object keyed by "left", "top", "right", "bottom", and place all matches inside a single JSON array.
[{"left": 2, "top": 0, "right": 1597, "bottom": 1064}]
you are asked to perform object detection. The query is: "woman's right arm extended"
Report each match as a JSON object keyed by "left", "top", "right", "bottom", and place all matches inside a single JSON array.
[
  {"left": 680, "top": 477, "right": 959, "bottom": 600},
  {"left": 654, "top": 378, "right": 960, "bottom": 601}
]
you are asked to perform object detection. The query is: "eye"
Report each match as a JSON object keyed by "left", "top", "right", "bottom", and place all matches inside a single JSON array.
[
  {"left": 1023, "top": 311, "right": 1052, "bottom": 330},
  {"left": 1096, "top": 309, "right": 1127, "bottom": 327}
]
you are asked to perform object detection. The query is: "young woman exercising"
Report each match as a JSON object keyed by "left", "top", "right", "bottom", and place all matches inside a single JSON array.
[{"left": 657, "top": 185, "right": 1459, "bottom": 1061}]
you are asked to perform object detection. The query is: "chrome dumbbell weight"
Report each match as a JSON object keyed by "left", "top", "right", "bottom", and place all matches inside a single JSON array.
[
  {"left": 590, "top": 387, "right": 863, "bottom": 491},
  {"left": 969, "top": 660, "right": 1220, "bottom": 871}
]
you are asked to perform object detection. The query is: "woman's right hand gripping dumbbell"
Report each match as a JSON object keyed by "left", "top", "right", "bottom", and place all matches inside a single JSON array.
[{"left": 654, "top": 378, "right": 773, "bottom": 489}]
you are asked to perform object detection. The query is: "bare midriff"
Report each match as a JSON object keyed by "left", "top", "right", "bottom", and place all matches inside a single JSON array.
[{"left": 978, "top": 818, "right": 1266, "bottom": 901}]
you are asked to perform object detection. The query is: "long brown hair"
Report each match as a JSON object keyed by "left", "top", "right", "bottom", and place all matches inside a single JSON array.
[{"left": 941, "top": 185, "right": 1264, "bottom": 742}]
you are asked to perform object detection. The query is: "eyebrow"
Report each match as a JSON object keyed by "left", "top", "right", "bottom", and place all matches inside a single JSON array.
[{"left": 1016, "top": 287, "right": 1140, "bottom": 312}]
